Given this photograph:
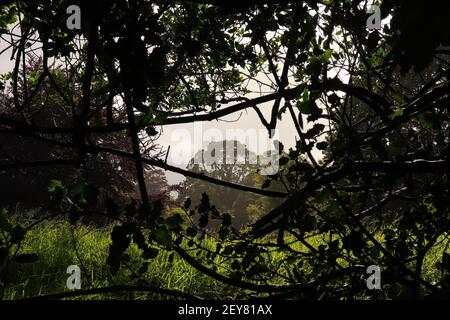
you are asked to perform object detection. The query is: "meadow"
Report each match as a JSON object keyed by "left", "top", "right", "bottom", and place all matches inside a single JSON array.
[{"left": 2, "top": 218, "right": 447, "bottom": 300}]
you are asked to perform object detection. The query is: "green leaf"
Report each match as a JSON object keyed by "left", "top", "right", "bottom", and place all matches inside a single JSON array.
[
  {"left": 320, "top": 49, "right": 333, "bottom": 62},
  {"left": 48, "top": 180, "right": 66, "bottom": 207},
  {"left": 48, "top": 180, "right": 64, "bottom": 193},
  {"left": 73, "top": 181, "right": 99, "bottom": 205},
  {"left": 299, "top": 101, "right": 313, "bottom": 114},
  {"left": 152, "top": 226, "right": 172, "bottom": 247},
  {"left": 389, "top": 107, "right": 404, "bottom": 120}
]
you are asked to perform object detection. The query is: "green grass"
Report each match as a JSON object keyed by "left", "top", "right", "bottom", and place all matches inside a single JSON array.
[
  {"left": 2, "top": 220, "right": 235, "bottom": 300},
  {"left": 2, "top": 219, "right": 448, "bottom": 300}
]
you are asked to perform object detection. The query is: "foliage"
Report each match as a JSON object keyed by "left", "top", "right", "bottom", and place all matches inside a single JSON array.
[
  {"left": 178, "top": 140, "right": 284, "bottom": 227},
  {"left": 1, "top": 0, "right": 450, "bottom": 300}
]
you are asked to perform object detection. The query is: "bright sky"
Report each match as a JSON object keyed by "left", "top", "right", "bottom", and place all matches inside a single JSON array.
[{"left": 0, "top": 19, "right": 331, "bottom": 186}]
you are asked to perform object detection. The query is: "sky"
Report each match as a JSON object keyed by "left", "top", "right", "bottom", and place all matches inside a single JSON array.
[{"left": 0, "top": 22, "right": 322, "bottom": 186}]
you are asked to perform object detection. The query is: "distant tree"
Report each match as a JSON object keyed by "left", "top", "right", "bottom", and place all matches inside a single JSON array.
[{"left": 178, "top": 140, "right": 283, "bottom": 227}]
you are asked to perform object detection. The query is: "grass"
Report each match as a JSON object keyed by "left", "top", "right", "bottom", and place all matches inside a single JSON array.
[
  {"left": 1, "top": 218, "right": 448, "bottom": 300},
  {"left": 2, "top": 219, "right": 235, "bottom": 300}
]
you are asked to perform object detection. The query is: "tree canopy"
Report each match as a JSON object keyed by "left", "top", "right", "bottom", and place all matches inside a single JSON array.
[{"left": 1, "top": 0, "right": 450, "bottom": 299}]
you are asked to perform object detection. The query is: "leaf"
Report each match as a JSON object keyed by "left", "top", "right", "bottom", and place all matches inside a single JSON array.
[
  {"left": 198, "top": 193, "right": 210, "bottom": 213},
  {"left": 219, "top": 225, "right": 230, "bottom": 240},
  {"left": 320, "top": 49, "right": 333, "bottom": 62},
  {"left": 152, "top": 226, "right": 172, "bottom": 247},
  {"left": 150, "top": 200, "right": 164, "bottom": 219},
  {"left": 199, "top": 213, "right": 209, "bottom": 228},
  {"left": 316, "top": 141, "right": 328, "bottom": 150},
  {"left": 327, "top": 93, "right": 341, "bottom": 105},
  {"left": 165, "top": 213, "right": 184, "bottom": 230},
  {"left": 221, "top": 213, "right": 232, "bottom": 227},
  {"left": 306, "top": 56, "right": 322, "bottom": 75},
  {"left": 10, "top": 225, "right": 26, "bottom": 244},
  {"left": 48, "top": 180, "right": 64, "bottom": 193},
  {"left": 343, "top": 231, "right": 365, "bottom": 255},
  {"left": 278, "top": 156, "right": 290, "bottom": 166},
  {"left": 389, "top": 107, "right": 404, "bottom": 120},
  {"left": 48, "top": 180, "right": 66, "bottom": 206},
  {"left": 73, "top": 181, "right": 99, "bottom": 205},
  {"left": 304, "top": 123, "right": 325, "bottom": 139},
  {"left": 367, "top": 32, "right": 380, "bottom": 52},
  {"left": 183, "top": 198, "right": 191, "bottom": 210},
  {"left": 261, "top": 179, "right": 272, "bottom": 189},
  {"left": 298, "top": 101, "right": 312, "bottom": 114},
  {"left": 107, "top": 225, "right": 131, "bottom": 274},
  {"left": 186, "top": 227, "right": 197, "bottom": 238},
  {"left": 145, "top": 126, "right": 158, "bottom": 136},
  {"left": 111, "top": 225, "right": 131, "bottom": 253}
]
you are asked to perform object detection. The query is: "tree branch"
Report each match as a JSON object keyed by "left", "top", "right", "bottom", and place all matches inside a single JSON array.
[{"left": 21, "top": 285, "right": 201, "bottom": 300}]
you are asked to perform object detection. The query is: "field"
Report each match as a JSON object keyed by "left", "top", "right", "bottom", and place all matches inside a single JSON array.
[{"left": 2, "top": 218, "right": 447, "bottom": 300}]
